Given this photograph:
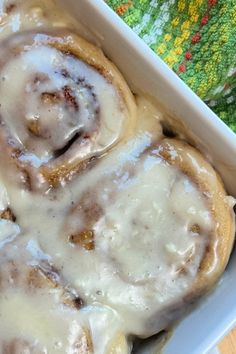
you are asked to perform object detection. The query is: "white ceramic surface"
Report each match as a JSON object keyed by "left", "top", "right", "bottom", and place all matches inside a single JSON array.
[
  {"left": 58, "top": 1, "right": 236, "bottom": 353},
  {"left": 208, "top": 348, "right": 220, "bottom": 354}
]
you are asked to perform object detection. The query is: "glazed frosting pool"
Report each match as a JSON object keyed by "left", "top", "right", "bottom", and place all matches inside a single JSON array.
[
  {"left": 0, "top": 33, "right": 133, "bottom": 176},
  {"left": 0, "top": 114, "right": 213, "bottom": 351},
  {"left": 0, "top": 1, "right": 232, "bottom": 353}
]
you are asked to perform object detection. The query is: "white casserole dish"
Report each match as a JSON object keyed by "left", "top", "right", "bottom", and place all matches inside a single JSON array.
[{"left": 58, "top": 1, "right": 236, "bottom": 353}]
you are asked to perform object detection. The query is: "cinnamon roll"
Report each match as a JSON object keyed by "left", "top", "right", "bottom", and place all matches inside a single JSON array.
[
  {"left": 61, "top": 137, "right": 235, "bottom": 337},
  {"left": 0, "top": 29, "right": 136, "bottom": 189},
  {"left": 0, "top": 240, "right": 130, "bottom": 354}
]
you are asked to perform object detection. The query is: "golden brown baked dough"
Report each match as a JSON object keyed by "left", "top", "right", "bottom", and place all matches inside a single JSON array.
[
  {"left": 0, "top": 29, "right": 136, "bottom": 190},
  {"left": 60, "top": 136, "right": 235, "bottom": 338},
  {"left": 157, "top": 138, "right": 235, "bottom": 299}
]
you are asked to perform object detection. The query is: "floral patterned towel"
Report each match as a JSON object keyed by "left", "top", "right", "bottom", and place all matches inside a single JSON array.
[{"left": 106, "top": 0, "right": 236, "bottom": 132}]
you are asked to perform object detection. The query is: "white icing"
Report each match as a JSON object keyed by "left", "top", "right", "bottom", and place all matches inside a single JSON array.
[
  {"left": 0, "top": 183, "right": 9, "bottom": 210},
  {"left": 0, "top": 219, "right": 20, "bottom": 247},
  {"left": 0, "top": 120, "right": 212, "bottom": 342},
  {"left": 0, "top": 290, "right": 126, "bottom": 354},
  {"left": 0, "top": 91, "right": 214, "bottom": 352},
  {"left": 0, "top": 36, "right": 128, "bottom": 163}
]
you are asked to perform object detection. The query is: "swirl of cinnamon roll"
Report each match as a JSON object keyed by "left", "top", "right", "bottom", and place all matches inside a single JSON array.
[
  {"left": 61, "top": 137, "right": 235, "bottom": 337},
  {"left": 0, "top": 240, "right": 130, "bottom": 354},
  {"left": 0, "top": 240, "right": 89, "bottom": 353},
  {"left": 0, "top": 30, "right": 136, "bottom": 189}
]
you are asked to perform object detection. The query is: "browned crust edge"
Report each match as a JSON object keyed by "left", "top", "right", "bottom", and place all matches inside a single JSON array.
[{"left": 157, "top": 138, "right": 235, "bottom": 299}]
